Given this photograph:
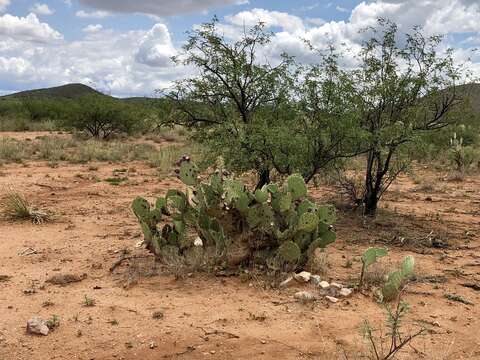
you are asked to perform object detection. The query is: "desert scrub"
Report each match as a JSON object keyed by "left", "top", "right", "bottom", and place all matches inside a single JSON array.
[
  {"left": 0, "top": 137, "right": 31, "bottom": 163},
  {"left": 0, "top": 190, "right": 52, "bottom": 224},
  {"left": 0, "top": 135, "right": 191, "bottom": 166},
  {"left": 32, "top": 136, "right": 75, "bottom": 161},
  {"left": 147, "top": 146, "right": 184, "bottom": 170}
]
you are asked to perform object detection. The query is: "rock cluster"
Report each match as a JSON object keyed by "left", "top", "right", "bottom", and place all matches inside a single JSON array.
[{"left": 282, "top": 271, "right": 353, "bottom": 303}]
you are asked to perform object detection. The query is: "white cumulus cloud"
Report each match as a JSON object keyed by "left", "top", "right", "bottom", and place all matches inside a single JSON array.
[
  {"left": 30, "top": 3, "right": 55, "bottom": 16},
  {"left": 0, "top": 13, "right": 63, "bottom": 43},
  {"left": 82, "top": 24, "right": 103, "bottom": 33},
  {"left": 135, "top": 24, "right": 177, "bottom": 67},
  {"left": 76, "top": 10, "right": 111, "bottom": 19}
]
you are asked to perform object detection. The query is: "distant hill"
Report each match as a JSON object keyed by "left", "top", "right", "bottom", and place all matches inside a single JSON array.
[
  {"left": 2, "top": 83, "right": 105, "bottom": 100},
  {"left": 455, "top": 83, "right": 480, "bottom": 115}
]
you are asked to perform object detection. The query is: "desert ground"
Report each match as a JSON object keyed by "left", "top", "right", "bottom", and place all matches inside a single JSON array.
[{"left": 0, "top": 132, "right": 479, "bottom": 360}]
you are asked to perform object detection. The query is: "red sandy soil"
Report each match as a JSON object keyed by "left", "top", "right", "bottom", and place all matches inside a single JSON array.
[{"left": 0, "top": 134, "right": 479, "bottom": 360}]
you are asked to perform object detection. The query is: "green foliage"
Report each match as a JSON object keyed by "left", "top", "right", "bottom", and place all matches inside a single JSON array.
[
  {"left": 63, "top": 95, "right": 138, "bottom": 139},
  {"left": 21, "top": 97, "right": 69, "bottom": 121},
  {"left": 345, "top": 19, "right": 467, "bottom": 215},
  {"left": 163, "top": 19, "right": 302, "bottom": 188},
  {"left": 381, "top": 255, "right": 415, "bottom": 302},
  {"left": 449, "top": 132, "right": 479, "bottom": 172},
  {"left": 361, "top": 299, "right": 425, "bottom": 360},
  {"left": 132, "top": 159, "right": 336, "bottom": 270},
  {"left": 45, "top": 315, "right": 60, "bottom": 330}
]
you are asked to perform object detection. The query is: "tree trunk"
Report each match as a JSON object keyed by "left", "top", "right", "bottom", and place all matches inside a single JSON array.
[
  {"left": 255, "top": 168, "right": 270, "bottom": 190},
  {"left": 363, "top": 189, "right": 378, "bottom": 216},
  {"left": 363, "top": 150, "right": 379, "bottom": 216}
]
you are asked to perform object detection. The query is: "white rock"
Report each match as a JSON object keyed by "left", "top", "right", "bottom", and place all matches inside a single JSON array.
[
  {"left": 330, "top": 282, "right": 343, "bottom": 289},
  {"left": 279, "top": 276, "right": 294, "bottom": 288},
  {"left": 27, "top": 316, "right": 49, "bottom": 336},
  {"left": 294, "top": 271, "right": 311, "bottom": 283},
  {"left": 310, "top": 275, "right": 321, "bottom": 285},
  {"left": 318, "top": 281, "right": 330, "bottom": 289},
  {"left": 325, "top": 296, "right": 339, "bottom": 303},
  {"left": 339, "top": 288, "right": 353, "bottom": 297},
  {"left": 193, "top": 237, "right": 203, "bottom": 247},
  {"left": 294, "top": 291, "right": 316, "bottom": 302}
]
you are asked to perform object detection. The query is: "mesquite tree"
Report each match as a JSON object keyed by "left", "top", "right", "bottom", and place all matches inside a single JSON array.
[
  {"left": 163, "top": 19, "right": 295, "bottom": 188},
  {"left": 350, "top": 19, "right": 464, "bottom": 216},
  {"left": 296, "top": 49, "right": 366, "bottom": 182}
]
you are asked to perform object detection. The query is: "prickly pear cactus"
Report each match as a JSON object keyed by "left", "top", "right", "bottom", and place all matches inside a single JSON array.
[
  {"left": 176, "top": 156, "right": 198, "bottom": 186},
  {"left": 132, "top": 158, "right": 337, "bottom": 270},
  {"left": 381, "top": 255, "right": 415, "bottom": 302},
  {"left": 278, "top": 241, "right": 301, "bottom": 263}
]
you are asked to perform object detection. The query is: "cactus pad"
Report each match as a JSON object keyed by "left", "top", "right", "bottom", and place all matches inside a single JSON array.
[
  {"left": 317, "top": 205, "right": 336, "bottom": 224},
  {"left": 361, "top": 247, "right": 388, "bottom": 268},
  {"left": 132, "top": 197, "right": 150, "bottom": 221},
  {"left": 286, "top": 174, "right": 307, "bottom": 200},
  {"left": 298, "top": 212, "right": 319, "bottom": 232},
  {"left": 278, "top": 241, "right": 301, "bottom": 263},
  {"left": 254, "top": 188, "right": 269, "bottom": 203},
  {"left": 178, "top": 159, "right": 199, "bottom": 186}
]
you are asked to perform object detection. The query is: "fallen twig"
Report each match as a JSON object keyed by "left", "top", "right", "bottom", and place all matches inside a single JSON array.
[{"left": 197, "top": 326, "right": 240, "bottom": 339}]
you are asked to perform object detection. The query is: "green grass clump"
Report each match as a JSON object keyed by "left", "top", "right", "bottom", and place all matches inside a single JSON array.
[{"left": 105, "top": 177, "right": 128, "bottom": 185}]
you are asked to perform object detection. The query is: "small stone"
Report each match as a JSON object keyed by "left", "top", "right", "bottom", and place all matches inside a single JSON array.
[
  {"left": 23, "top": 288, "right": 36, "bottom": 295},
  {"left": 210, "top": 350, "right": 216, "bottom": 354},
  {"left": 27, "top": 316, "right": 49, "bottom": 336},
  {"left": 294, "top": 291, "right": 316, "bottom": 302},
  {"left": 310, "top": 275, "right": 321, "bottom": 286},
  {"left": 149, "top": 341, "right": 157, "bottom": 349},
  {"left": 193, "top": 237, "right": 203, "bottom": 247},
  {"left": 279, "top": 276, "right": 294, "bottom": 288},
  {"left": 339, "top": 288, "right": 353, "bottom": 297},
  {"left": 294, "top": 271, "right": 311, "bottom": 283},
  {"left": 325, "top": 296, "right": 339, "bottom": 303},
  {"left": 318, "top": 281, "right": 330, "bottom": 289},
  {"left": 330, "top": 282, "right": 343, "bottom": 289},
  {"left": 260, "top": 340, "right": 266, "bottom": 344},
  {"left": 152, "top": 311, "right": 164, "bottom": 320}
]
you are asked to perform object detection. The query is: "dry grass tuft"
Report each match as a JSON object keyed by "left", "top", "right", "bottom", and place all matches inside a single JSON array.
[{"left": 0, "top": 190, "right": 53, "bottom": 224}]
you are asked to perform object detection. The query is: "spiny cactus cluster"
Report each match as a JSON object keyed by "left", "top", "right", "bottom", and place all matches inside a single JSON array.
[{"left": 132, "top": 156, "right": 336, "bottom": 269}]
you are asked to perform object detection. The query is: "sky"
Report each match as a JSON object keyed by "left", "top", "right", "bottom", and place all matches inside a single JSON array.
[{"left": 0, "top": 0, "right": 479, "bottom": 97}]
